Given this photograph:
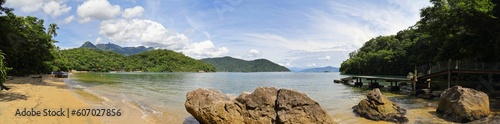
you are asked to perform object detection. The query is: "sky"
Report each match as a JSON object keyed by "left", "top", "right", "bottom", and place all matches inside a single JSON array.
[{"left": 5, "top": 0, "right": 431, "bottom": 69}]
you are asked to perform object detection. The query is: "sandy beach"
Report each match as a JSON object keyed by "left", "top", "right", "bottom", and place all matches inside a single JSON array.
[{"left": 0, "top": 75, "right": 147, "bottom": 124}]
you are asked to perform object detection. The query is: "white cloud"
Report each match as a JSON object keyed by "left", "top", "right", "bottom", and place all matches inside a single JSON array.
[
  {"left": 306, "top": 1, "right": 431, "bottom": 48},
  {"left": 99, "top": 19, "right": 228, "bottom": 58},
  {"left": 318, "top": 56, "right": 331, "bottom": 61},
  {"left": 77, "top": 0, "right": 121, "bottom": 23},
  {"left": 244, "top": 33, "right": 343, "bottom": 52},
  {"left": 95, "top": 37, "right": 102, "bottom": 44},
  {"left": 7, "top": 0, "right": 71, "bottom": 17},
  {"left": 247, "top": 49, "right": 262, "bottom": 58},
  {"left": 307, "top": 63, "right": 316, "bottom": 67},
  {"left": 278, "top": 59, "right": 294, "bottom": 67},
  {"left": 99, "top": 19, "right": 189, "bottom": 50},
  {"left": 181, "top": 40, "right": 229, "bottom": 58},
  {"left": 43, "top": 1, "right": 71, "bottom": 17},
  {"left": 62, "top": 15, "right": 74, "bottom": 24},
  {"left": 122, "top": 6, "right": 144, "bottom": 19},
  {"left": 6, "top": 0, "right": 43, "bottom": 13}
]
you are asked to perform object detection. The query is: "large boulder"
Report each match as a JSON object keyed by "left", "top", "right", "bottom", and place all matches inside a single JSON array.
[
  {"left": 236, "top": 87, "right": 278, "bottom": 124},
  {"left": 352, "top": 88, "right": 408, "bottom": 123},
  {"left": 184, "top": 88, "right": 244, "bottom": 124},
  {"left": 276, "top": 89, "right": 334, "bottom": 124},
  {"left": 436, "top": 86, "right": 490, "bottom": 123},
  {"left": 185, "top": 87, "right": 335, "bottom": 124}
]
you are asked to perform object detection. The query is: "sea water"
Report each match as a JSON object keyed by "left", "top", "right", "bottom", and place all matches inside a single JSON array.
[{"left": 66, "top": 72, "right": 450, "bottom": 123}]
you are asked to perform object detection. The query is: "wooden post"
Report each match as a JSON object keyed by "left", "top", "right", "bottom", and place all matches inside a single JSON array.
[
  {"left": 448, "top": 59, "right": 451, "bottom": 88},
  {"left": 413, "top": 69, "right": 417, "bottom": 94},
  {"left": 427, "top": 78, "right": 431, "bottom": 89}
]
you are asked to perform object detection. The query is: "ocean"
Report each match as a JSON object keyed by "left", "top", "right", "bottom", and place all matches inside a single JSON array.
[{"left": 66, "top": 72, "right": 450, "bottom": 123}]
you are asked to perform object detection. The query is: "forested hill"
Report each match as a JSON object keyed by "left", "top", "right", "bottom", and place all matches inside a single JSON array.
[
  {"left": 340, "top": 0, "right": 500, "bottom": 76},
  {"left": 201, "top": 57, "right": 290, "bottom": 72},
  {"left": 56, "top": 48, "right": 215, "bottom": 72},
  {"left": 79, "top": 41, "right": 154, "bottom": 55}
]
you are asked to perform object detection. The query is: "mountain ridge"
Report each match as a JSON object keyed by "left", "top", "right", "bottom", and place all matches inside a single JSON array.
[
  {"left": 79, "top": 41, "right": 154, "bottom": 55},
  {"left": 201, "top": 56, "right": 290, "bottom": 72}
]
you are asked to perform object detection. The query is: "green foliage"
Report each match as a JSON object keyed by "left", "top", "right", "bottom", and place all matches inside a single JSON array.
[
  {"left": 340, "top": 0, "right": 500, "bottom": 76},
  {"left": 0, "top": 50, "right": 10, "bottom": 84},
  {"left": 47, "top": 23, "right": 59, "bottom": 38},
  {"left": 56, "top": 48, "right": 215, "bottom": 72},
  {"left": 201, "top": 56, "right": 290, "bottom": 72},
  {"left": 55, "top": 48, "right": 125, "bottom": 71},
  {"left": 0, "top": 13, "right": 55, "bottom": 76},
  {"left": 126, "top": 50, "right": 215, "bottom": 72}
]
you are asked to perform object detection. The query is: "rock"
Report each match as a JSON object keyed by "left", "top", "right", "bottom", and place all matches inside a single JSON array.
[
  {"left": 352, "top": 88, "right": 408, "bottom": 123},
  {"left": 236, "top": 87, "right": 278, "bottom": 124},
  {"left": 184, "top": 88, "right": 244, "bottom": 124},
  {"left": 468, "top": 114, "right": 500, "bottom": 124},
  {"left": 185, "top": 87, "right": 335, "bottom": 124},
  {"left": 436, "top": 86, "right": 490, "bottom": 123},
  {"left": 276, "top": 89, "right": 334, "bottom": 124}
]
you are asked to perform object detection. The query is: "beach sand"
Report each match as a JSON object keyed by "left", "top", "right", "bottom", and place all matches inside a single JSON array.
[{"left": 0, "top": 75, "right": 147, "bottom": 124}]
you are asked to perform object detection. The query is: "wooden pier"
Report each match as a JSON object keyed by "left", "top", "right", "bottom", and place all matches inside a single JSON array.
[
  {"left": 339, "top": 76, "right": 410, "bottom": 91},
  {"left": 415, "top": 60, "right": 500, "bottom": 95},
  {"left": 335, "top": 60, "right": 500, "bottom": 97}
]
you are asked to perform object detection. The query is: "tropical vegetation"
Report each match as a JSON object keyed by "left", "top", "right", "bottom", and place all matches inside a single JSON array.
[
  {"left": 340, "top": 0, "right": 500, "bottom": 76},
  {"left": 201, "top": 56, "right": 290, "bottom": 72},
  {"left": 56, "top": 48, "right": 216, "bottom": 72},
  {"left": 0, "top": 0, "right": 57, "bottom": 76}
]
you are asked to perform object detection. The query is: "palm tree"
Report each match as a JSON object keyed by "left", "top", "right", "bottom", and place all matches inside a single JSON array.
[
  {"left": 48, "top": 23, "right": 59, "bottom": 38},
  {"left": 48, "top": 23, "right": 59, "bottom": 43}
]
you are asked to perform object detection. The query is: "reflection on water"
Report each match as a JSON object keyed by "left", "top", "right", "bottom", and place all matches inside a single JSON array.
[{"left": 67, "top": 72, "right": 481, "bottom": 123}]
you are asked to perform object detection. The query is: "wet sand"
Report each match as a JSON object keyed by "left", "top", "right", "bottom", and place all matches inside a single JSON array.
[{"left": 0, "top": 75, "right": 147, "bottom": 124}]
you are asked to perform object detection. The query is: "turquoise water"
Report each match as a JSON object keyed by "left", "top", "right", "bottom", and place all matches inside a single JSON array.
[{"left": 67, "top": 72, "right": 448, "bottom": 123}]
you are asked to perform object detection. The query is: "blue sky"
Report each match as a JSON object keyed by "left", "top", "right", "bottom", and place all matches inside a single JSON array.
[{"left": 5, "top": 0, "right": 431, "bottom": 69}]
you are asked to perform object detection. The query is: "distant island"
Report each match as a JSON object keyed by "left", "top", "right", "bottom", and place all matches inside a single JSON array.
[
  {"left": 299, "top": 66, "right": 339, "bottom": 73},
  {"left": 80, "top": 41, "right": 154, "bottom": 55},
  {"left": 201, "top": 56, "right": 290, "bottom": 72}
]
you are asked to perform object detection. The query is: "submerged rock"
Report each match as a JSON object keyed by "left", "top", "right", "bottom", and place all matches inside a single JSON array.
[
  {"left": 436, "top": 86, "right": 490, "bottom": 123},
  {"left": 185, "top": 87, "right": 335, "bottom": 124},
  {"left": 352, "top": 88, "right": 408, "bottom": 123}
]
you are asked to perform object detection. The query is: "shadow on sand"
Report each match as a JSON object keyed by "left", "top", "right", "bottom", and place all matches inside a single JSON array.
[{"left": 0, "top": 92, "right": 28, "bottom": 102}]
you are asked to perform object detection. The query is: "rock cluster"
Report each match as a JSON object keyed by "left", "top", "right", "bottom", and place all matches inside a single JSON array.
[
  {"left": 436, "top": 86, "right": 490, "bottom": 123},
  {"left": 185, "top": 87, "right": 335, "bottom": 124},
  {"left": 352, "top": 88, "right": 408, "bottom": 123}
]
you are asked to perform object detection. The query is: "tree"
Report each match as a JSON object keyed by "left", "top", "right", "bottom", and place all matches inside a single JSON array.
[
  {"left": 417, "top": 0, "right": 497, "bottom": 61},
  {"left": 340, "top": 0, "right": 500, "bottom": 76},
  {"left": 48, "top": 23, "right": 59, "bottom": 37},
  {"left": 0, "top": 50, "right": 10, "bottom": 91},
  {"left": 0, "top": 0, "right": 13, "bottom": 15},
  {"left": 47, "top": 23, "right": 59, "bottom": 43}
]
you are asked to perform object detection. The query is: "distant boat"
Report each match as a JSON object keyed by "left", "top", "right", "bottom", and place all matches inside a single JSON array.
[{"left": 109, "top": 71, "right": 117, "bottom": 73}]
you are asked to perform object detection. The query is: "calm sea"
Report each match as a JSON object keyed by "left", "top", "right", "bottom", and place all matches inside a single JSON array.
[{"left": 66, "top": 72, "right": 449, "bottom": 123}]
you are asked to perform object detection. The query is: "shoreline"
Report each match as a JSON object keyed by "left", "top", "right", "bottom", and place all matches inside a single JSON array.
[{"left": 0, "top": 75, "right": 147, "bottom": 123}]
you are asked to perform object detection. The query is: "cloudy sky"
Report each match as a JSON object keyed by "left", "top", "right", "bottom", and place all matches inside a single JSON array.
[{"left": 5, "top": 0, "right": 431, "bottom": 69}]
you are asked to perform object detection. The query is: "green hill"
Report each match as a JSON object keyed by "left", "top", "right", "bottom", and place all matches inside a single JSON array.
[
  {"left": 126, "top": 50, "right": 215, "bottom": 72},
  {"left": 79, "top": 41, "right": 154, "bottom": 55},
  {"left": 201, "top": 56, "right": 290, "bottom": 72},
  {"left": 57, "top": 48, "right": 215, "bottom": 72}
]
